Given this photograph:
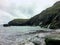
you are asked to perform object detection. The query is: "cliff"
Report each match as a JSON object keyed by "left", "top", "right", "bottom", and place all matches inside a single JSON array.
[
  {"left": 25, "top": 1, "right": 60, "bottom": 29},
  {"left": 3, "top": 19, "right": 28, "bottom": 26}
]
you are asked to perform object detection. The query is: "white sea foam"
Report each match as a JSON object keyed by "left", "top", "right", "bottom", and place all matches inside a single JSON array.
[{"left": 0, "top": 26, "right": 52, "bottom": 45}]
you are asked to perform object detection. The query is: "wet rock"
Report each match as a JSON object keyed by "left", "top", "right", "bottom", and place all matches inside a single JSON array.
[
  {"left": 25, "top": 42, "right": 34, "bottom": 45},
  {"left": 45, "top": 33, "right": 60, "bottom": 45}
]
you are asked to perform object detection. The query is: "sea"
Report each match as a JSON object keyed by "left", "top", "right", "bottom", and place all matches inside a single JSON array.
[{"left": 0, "top": 25, "right": 55, "bottom": 45}]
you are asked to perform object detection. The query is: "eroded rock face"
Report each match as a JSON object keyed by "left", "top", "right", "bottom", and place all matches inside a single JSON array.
[{"left": 49, "top": 14, "right": 60, "bottom": 29}]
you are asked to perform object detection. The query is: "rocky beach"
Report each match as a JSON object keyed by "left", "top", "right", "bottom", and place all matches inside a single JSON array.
[
  {"left": 0, "top": 25, "right": 59, "bottom": 45},
  {"left": 0, "top": 26, "right": 53, "bottom": 45},
  {"left": 1, "top": 1, "right": 60, "bottom": 45}
]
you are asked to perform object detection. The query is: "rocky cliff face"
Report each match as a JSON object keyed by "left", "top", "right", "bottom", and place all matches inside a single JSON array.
[{"left": 25, "top": 1, "right": 60, "bottom": 29}]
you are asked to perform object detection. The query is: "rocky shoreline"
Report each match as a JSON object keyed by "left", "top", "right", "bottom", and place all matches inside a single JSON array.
[
  {"left": 0, "top": 26, "right": 60, "bottom": 45},
  {"left": 0, "top": 28, "right": 53, "bottom": 45},
  {"left": 17, "top": 29, "right": 60, "bottom": 45},
  {"left": 18, "top": 29, "right": 60, "bottom": 45}
]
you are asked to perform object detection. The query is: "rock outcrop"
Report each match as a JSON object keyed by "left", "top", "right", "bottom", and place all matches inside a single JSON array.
[
  {"left": 3, "top": 19, "right": 28, "bottom": 26},
  {"left": 45, "top": 33, "right": 60, "bottom": 45}
]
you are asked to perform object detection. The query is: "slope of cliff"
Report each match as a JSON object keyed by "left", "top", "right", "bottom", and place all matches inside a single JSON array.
[{"left": 25, "top": 1, "right": 60, "bottom": 29}]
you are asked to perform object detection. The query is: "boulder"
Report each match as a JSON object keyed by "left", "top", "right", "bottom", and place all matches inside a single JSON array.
[{"left": 45, "top": 33, "right": 60, "bottom": 45}]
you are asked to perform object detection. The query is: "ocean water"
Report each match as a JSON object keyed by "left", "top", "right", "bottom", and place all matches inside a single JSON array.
[{"left": 0, "top": 26, "right": 52, "bottom": 45}]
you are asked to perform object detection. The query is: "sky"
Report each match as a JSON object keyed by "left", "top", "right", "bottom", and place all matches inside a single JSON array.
[{"left": 0, "top": 0, "right": 59, "bottom": 24}]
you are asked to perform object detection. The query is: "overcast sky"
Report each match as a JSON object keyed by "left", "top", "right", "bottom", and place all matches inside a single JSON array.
[{"left": 0, "top": 0, "right": 59, "bottom": 24}]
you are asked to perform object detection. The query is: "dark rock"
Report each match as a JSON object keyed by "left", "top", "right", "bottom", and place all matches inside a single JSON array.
[
  {"left": 3, "top": 24, "right": 10, "bottom": 27},
  {"left": 45, "top": 38, "right": 60, "bottom": 45},
  {"left": 45, "top": 33, "right": 60, "bottom": 45}
]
